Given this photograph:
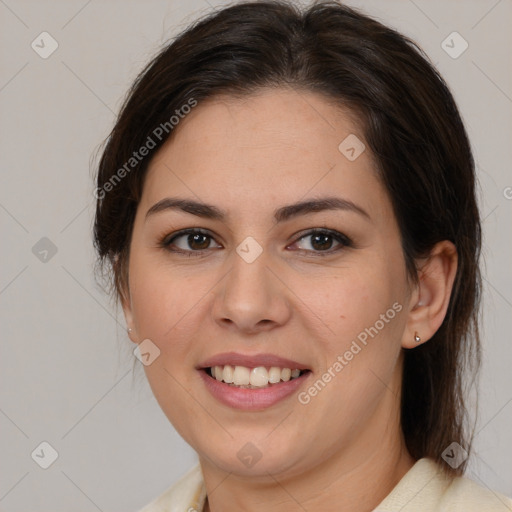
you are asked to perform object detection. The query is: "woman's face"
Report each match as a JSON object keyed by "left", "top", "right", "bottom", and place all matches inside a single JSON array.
[{"left": 123, "top": 88, "right": 416, "bottom": 478}]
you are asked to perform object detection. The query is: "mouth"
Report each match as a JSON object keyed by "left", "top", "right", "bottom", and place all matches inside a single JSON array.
[{"left": 197, "top": 353, "right": 312, "bottom": 410}]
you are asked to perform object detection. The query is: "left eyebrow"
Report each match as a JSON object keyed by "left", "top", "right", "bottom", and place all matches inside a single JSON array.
[
  {"left": 145, "top": 196, "right": 371, "bottom": 222},
  {"left": 274, "top": 196, "right": 370, "bottom": 223}
]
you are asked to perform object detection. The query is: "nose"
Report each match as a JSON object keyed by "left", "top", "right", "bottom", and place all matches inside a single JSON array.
[{"left": 211, "top": 247, "right": 292, "bottom": 335}]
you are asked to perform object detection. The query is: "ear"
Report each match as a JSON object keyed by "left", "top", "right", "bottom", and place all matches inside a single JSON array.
[
  {"left": 402, "top": 240, "right": 458, "bottom": 349},
  {"left": 115, "top": 255, "right": 138, "bottom": 345},
  {"left": 121, "top": 291, "right": 138, "bottom": 345}
]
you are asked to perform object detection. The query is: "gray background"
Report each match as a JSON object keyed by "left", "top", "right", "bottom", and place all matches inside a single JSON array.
[{"left": 0, "top": 0, "right": 511, "bottom": 510}]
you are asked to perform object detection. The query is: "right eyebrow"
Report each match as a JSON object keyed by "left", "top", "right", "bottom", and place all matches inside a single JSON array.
[{"left": 145, "top": 197, "right": 225, "bottom": 221}]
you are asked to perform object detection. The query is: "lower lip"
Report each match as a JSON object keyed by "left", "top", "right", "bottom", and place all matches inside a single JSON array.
[{"left": 199, "top": 370, "right": 311, "bottom": 411}]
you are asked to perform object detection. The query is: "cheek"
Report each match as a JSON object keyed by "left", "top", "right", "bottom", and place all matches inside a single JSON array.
[
  {"left": 129, "top": 255, "right": 207, "bottom": 340},
  {"left": 306, "top": 268, "right": 406, "bottom": 398},
  {"left": 306, "top": 267, "right": 401, "bottom": 341},
  {"left": 128, "top": 261, "right": 209, "bottom": 439}
]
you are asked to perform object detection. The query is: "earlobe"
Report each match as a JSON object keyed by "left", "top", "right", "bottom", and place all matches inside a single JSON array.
[
  {"left": 121, "top": 292, "right": 138, "bottom": 344},
  {"left": 402, "top": 240, "right": 458, "bottom": 349},
  {"left": 113, "top": 254, "right": 138, "bottom": 342}
]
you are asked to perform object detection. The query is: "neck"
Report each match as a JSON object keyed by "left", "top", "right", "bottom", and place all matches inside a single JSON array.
[{"left": 202, "top": 441, "right": 414, "bottom": 512}]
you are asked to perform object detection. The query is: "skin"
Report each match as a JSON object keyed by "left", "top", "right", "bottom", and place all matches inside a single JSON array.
[{"left": 122, "top": 88, "right": 457, "bottom": 512}]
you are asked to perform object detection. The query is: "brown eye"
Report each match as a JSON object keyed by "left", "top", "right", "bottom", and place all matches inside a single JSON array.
[
  {"left": 185, "top": 233, "right": 211, "bottom": 250},
  {"left": 162, "top": 229, "right": 221, "bottom": 254},
  {"left": 309, "top": 232, "right": 335, "bottom": 251},
  {"left": 290, "top": 229, "right": 352, "bottom": 255}
]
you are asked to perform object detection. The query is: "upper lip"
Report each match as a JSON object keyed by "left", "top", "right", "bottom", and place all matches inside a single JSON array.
[{"left": 198, "top": 352, "right": 310, "bottom": 370}]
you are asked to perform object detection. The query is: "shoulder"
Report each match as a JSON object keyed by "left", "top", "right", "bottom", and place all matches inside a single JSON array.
[
  {"left": 443, "top": 469, "right": 512, "bottom": 511},
  {"left": 375, "top": 458, "right": 512, "bottom": 512},
  {"left": 136, "top": 464, "right": 206, "bottom": 512}
]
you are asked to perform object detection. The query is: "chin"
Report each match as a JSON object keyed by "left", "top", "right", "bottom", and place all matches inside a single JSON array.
[{"left": 194, "top": 431, "right": 309, "bottom": 479}]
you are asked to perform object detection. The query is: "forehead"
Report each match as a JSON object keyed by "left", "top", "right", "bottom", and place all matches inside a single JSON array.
[
  {"left": 157, "top": 87, "right": 367, "bottom": 162},
  {"left": 141, "top": 88, "right": 389, "bottom": 222}
]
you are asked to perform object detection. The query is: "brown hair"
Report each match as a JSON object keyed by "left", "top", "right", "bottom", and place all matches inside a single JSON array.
[{"left": 93, "top": 0, "right": 481, "bottom": 477}]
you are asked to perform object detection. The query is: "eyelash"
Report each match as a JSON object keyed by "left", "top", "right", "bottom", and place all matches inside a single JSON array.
[{"left": 159, "top": 228, "right": 353, "bottom": 257}]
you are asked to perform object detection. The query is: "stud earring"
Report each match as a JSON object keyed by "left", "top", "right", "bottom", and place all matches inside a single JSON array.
[
  {"left": 414, "top": 332, "right": 421, "bottom": 343},
  {"left": 127, "top": 328, "right": 132, "bottom": 334}
]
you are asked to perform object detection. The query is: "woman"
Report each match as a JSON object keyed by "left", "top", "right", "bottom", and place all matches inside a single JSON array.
[{"left": 93, "top": 1, "right": 512, "bottom": 510}]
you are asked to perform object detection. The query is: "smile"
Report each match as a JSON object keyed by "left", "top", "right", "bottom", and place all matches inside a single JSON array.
[
  {"left": 207, "top": 365, "right": 305, "bottom": 388},
  {"left": 197, "top": 353, "right": 312, "bottom": 410}
]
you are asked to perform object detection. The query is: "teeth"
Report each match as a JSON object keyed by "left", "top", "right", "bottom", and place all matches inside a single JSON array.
[
  {"left": 209, "top": 365, "right": 304, "bottom": 388},
  {"left": 268, "top": 367, "right": 281, "bottom": 384},
  {"left": 250, "top": 367, "right": 269, "bottom": 387},
  {"left": 233, "top": 366, "right": 250, "bottom": 386},
  {"left": 223, "top": 364, "right": 234, "bottom": 383}
]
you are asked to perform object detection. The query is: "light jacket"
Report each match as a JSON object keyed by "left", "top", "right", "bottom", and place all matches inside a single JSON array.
[{"left": 138, "top": 457, "right": 512, "bottom": 511}]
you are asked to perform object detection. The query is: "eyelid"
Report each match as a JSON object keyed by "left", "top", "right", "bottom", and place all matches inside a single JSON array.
[
  {"left": 288, "top": 228, "right": 353, "bottom": 253},
  {"left": 292, "top": 227, "right": 351, "bottom": 243},
  {"left": 162, "top": 228, "right": 221, "bottom": 250},
  {"left": 162, "top": 227, "right": 211, "bottom": 243}
]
